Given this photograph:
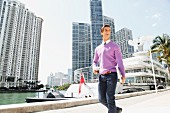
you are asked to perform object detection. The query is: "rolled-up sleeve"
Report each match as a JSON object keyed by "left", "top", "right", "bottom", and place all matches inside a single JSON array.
[{"left": 115, "top": 47, "right": 125, "bottom": 77}]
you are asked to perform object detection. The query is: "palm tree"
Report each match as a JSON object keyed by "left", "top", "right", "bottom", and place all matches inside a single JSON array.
[{"left": 150, "top": 34, "right": 170, "bottom": 75}]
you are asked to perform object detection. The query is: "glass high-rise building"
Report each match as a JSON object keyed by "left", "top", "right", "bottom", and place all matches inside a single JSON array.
[
  {"left": 115, "top": 28, "right": 134, "bottom": 59},
  {"left": 90, "top": 0, "right": 103, "bottom": 56},
  {"left": 72, "top": 22, "right": 91, "bottom": 82},
  {"left": 103, "top": 16, "right": 116, "bottom": 41},
  {"left": 0, "top": 0, "right": 43, "bottom": 87}
]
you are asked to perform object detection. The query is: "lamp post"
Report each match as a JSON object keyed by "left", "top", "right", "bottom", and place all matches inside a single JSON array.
[
  {"left": 140, "top": 36, "right": 157, "bottom": 93},
  {"left": 128, "top": 36, "right": 158, "bottom": 93},
  {"left": 149, "top": 47, "right": 158, "bottom": 93}
]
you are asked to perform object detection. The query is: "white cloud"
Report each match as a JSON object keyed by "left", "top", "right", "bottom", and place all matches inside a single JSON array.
[
  {"left": 152, "top": 13, "right": 161, "bottom": 20},
  {"left": 152, "top": 23, "right": 157, "bottom": 27},
  {"left": 145, "top": 12, "right": 161, "bottom": 20}
]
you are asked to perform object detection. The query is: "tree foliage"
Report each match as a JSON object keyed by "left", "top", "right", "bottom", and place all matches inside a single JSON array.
[{"left": 150, "top": 34, "right": 170, "bottom": 75}]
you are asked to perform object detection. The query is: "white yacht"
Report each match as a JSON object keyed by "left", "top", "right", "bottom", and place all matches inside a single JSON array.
[
  {"left": 123, "top": 51, "right": 168, "bottom": 90},
  {"left": 64, "top": 82, "right": 123, "bottom": 98}
]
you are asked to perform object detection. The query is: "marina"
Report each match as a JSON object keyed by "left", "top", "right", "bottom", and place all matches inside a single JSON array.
[{"left": 123, "top": 41, "right": 168, "bottom": 90}]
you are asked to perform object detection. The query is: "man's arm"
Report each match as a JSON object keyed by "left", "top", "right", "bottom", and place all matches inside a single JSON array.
[
  {"left": 115, "top": 46, "right": 126, "bottom": 83},
  {"left": 93, "top": 49, "right": 99, "bottom": 74}
]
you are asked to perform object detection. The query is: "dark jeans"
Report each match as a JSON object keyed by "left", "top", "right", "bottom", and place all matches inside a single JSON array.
[{"left": 98, "top": 72, "right": 118, "bottom": 113}]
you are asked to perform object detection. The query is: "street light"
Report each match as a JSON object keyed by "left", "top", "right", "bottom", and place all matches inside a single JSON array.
[
  {"left": 140, "top": 36, "right": 157, "bottom": 93},
  {"left": 128, "top": 36, "right": 158, "bottom": 93}
]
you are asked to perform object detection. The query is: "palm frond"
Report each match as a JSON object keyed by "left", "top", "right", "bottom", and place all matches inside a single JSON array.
[
  {"left": 163, "top": 34, "right": 170, "bottom": 40},
  {"left": 150, "top": 34, "right": 170, "bottom": 66},
  {"left": 151, "top": 43, "right": 159, "bottom": 50},
  {"left": 155, "top": 36, "right": 164, "bottom": 44},
  {"left": 166, "top": 38, "right": 170, "bottom": 47},
  {"left": 153, "top": 38, "right": 161, "bottom": 44},
  {"left": 157, "top": 56, "right": 162, "bottom": 61},
  {"left": 151, "top": 49, "right": 159, "bottom": 53}
]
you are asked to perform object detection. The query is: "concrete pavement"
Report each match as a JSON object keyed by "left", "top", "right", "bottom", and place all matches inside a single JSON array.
[{"left": 37, "top": 90, "right": 170, "bottom": 113}]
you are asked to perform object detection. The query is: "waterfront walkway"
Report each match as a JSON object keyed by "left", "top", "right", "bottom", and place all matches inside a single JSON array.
[{"left": 37, "top": 90, "right": 170, "bottom": 113}]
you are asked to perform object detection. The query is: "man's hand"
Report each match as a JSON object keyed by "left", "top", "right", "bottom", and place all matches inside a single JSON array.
[
  {"left": 93, "top": 70, "right": 99, "bottom": 74},
  {"left": 121, "top": 76, "right": 126, "bottom": 84}
]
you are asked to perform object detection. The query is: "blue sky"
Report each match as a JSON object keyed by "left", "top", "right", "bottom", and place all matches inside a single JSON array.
[{"left": 19, "top": 0, "right": 170, "bottom": 84}]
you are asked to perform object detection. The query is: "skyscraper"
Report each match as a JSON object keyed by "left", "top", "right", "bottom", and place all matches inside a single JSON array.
[
  {"left": 72, "top": 22, "right": 91, "bottom": 81},
  {"left": 68, "top": 68, "right": 72, "bottom": 83},
  {"left": 90, "top": 0, "right": 103, "bottom": 56},
  {"left": 103, "top": 16, "right": 115, "bottom": 41},
  {"left": 0, "top": 0, "right": 43, "bottom": 87},
  {"left": 115, "top": 28, "right": 134, "bottom": 59}
]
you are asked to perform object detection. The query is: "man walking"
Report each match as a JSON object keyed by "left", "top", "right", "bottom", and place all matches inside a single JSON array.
[{"left": 93, "top": 24, "right": 125, "bottom": 113}]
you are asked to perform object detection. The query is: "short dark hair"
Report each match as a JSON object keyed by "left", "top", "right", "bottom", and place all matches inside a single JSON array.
[{"left": 100, "top": 24, "right": 110, "bottom": 33}]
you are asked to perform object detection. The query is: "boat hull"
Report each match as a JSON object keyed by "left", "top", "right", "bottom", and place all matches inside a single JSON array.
[{"left": 25, "top": 97, "right": 74, "bottom": 103}]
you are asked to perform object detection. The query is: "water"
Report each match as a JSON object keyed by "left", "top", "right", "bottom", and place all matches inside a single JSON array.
[
  {"left": 0, "top": 92, "right": 44, "bottom": 105},
  {"left": 0, "top": 90, "right": 66, "bottom": 105}
]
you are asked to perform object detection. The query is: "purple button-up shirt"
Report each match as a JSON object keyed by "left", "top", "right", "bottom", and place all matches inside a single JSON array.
[{"left": 93, "top": 40, "right": 125, "bottom": 77}]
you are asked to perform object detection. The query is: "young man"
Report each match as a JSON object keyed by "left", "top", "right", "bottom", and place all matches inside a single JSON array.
[{"left": 93, "top": 24, "right": 125, "bottom": 113}]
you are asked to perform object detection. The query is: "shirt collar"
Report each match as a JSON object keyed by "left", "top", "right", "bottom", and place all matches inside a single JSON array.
[{"left": 102, "top": 40, "right": 111, "bottom": 45}]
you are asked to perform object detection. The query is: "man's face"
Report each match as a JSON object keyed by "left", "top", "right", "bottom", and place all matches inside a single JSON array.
[{"left": 101, "top": 27, "right": 111, "bottom": 40}]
